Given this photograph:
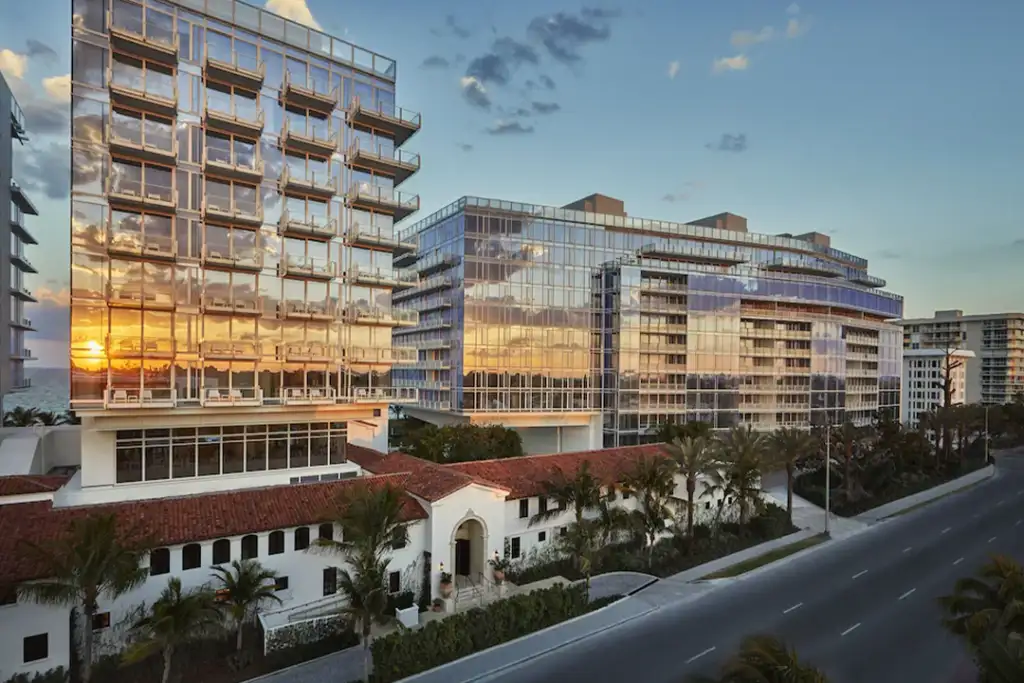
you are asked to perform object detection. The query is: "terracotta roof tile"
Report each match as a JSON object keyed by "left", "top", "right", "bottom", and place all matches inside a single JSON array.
[
  {"left": 0, "top": 473, "right": 426, "bottom": 585},
  {"left": 0, "top": 475, "right": 69, "bottom": 497},
  {"left": 347, "top": 445, "right": 508, "bottom": 502},
  {"left": 446, "top": 444, "right": 674, "bottom": 499}
]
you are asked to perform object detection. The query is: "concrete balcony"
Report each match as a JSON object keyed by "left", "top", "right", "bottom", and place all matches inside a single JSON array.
[
  {"left": 202, "top": 297, "right": 262, "bottom": 317},
  {"left": 281, "top": 71, "right": 338, "bottom": 114},
  {"left": 10, "top": 253, "right": 37, "bottom": 274},
  {"left": 202, "top": 198, "right": 263, "bottom": 228},
  {"left": 109, "top": 120, "right": 178, "bottom": 165},
  {"left": 278, "top": 211, "right": 337, "bottom": 241},
  {"left": 201, "top": 340, "right": 259, "bottom": 360},
  {"left": 278, "top": 255, "right": 336, "bottom": 281},
  {"left": 11, "top": 348, "right": 35, "bottom": 361},
  {"left": 346, "top": 139, "right": 420, "bottom": 186},
  {"left": 105, "top": 387, "right": 177, "bottom": 409},
  {"left": 202, "top": 247, "right": 262, "bottom": 272},
  {"left": 108, "top": 233, "right": 176, "bottom": 262},
  {"left": 203, "top": 149, "right": 264, "bottom": 184},
  {"left": 10, "top": 208, "right": 36, "bottom": 245},
  {"left": 350, "top": 387, "right": 418, "bottom": 404},
  {"left": 281, "top": 387, "right": 337, "bottom": 406},
  {"left": 205, "top": 53, "right": 265, "bottom": 90},
  {"left": 204, "top": 102, "right": 265, "bottom": 138},
  {"left": 109, "top": 18, "right": 178, "bottom": 63},
  {"left": 346, "top": 96, "right": 420, "bottom": 146},
  {"left": 279, "top": 166, "right": 336, "bottom": 198},
  {"left": 851, "top": 272, "right": 887, "bottom": 288},
  {"left": 11, "top": 285, "right": 35, "bottom": 302},
  {"left": 10, "top": 181, "right": 37, "bottom": 216},
  {"left": 201, "top": 386, "right": 263, "bottom": 407},
  {"left": 281, "top": 119, "right": 337, "bottom": 157},
  {"left": 107, "top": 335, "right": 174, "bottom": 359},
  {"left": 346, "top": 182, "right": 419, "bottom": 221}
]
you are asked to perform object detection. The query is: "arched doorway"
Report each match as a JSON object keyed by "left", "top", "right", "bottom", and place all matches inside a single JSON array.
[{"left": 452, "top": 517, "right": 486, "bottom": 579}]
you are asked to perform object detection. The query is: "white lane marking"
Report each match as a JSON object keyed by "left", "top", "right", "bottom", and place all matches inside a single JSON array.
[
  {"left": 941, "top": 527, "right": 951, "bottom": 534},
  {"left": 685, "top": 647, "right": 716, "bottom": 664},
  {"left": 852, "top": 570, "right": 869, "bottom": 579},
  {"left": 841, "top": 623, "right": 862, "bottom": 637},
  {"left": 989, "top": 536, "right": 997, "bottom": 543},
  {"left": 899, "top": 588, "right": 917, "bottom": 601},
  {"left": 996, "top": 499, "right": 1006, "bottom": 506},
  {"left": 903, "top": 546, "right": 913, "bottom": 553},
  {"left": 783, "top": 602, "right": 803, "bottom": 614},
  {"left": 954, "top": 557, "right": 965, "bottom": 566}
]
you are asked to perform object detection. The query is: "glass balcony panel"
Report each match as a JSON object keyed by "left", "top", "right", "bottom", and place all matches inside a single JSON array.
[
  {"left": 145, "top": 69, "right": 175, "bottom": 101},
  {"left": 144, "top": 9, "right": 175, "bottom": 48},
  {"left": 142, "top": 117, "right": 173, "bottom": 153},
  {"left": 111, "top": 111, "right": 143, "bottom": 146},
  {"left": 111, "top": 0, "right": 143, "bottom": 36},
  {"left": 111, "top": 60, "right": 144, "bottom": 93}
]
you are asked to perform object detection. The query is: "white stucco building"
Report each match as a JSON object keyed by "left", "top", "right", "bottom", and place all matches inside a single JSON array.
[
  {"left": 901, "top": 347, "right": 975, "bottom": 428},
  {"left": 0, "top": 438, "right": 721, "bottom": 680}
]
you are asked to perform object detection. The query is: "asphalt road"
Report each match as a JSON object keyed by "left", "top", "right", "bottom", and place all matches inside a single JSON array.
[{"left": 475, "top": 456, "right": 1024, "bottom": 683}]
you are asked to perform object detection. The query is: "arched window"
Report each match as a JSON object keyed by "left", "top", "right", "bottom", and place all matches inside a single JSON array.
[
  {"left": 318, "top": 523, "right": 334, "bottom": 541},
  {"left": 212, "top": 538, "right": 231, "bottom": 564},
  {"left": 149, "top": 548, "right": 170, "bottom": 576},
  {"left": 294, "top": 526, "right": 310, "bottom": 550},
  {"left": 182, "top": 543, "right": 202, "bottom": 570},
  {"left": 268, "top": 530, "right": 285, "bottom": 555},
  {"left": 241, "top": 534, "right": 258, "bottom": 560}
]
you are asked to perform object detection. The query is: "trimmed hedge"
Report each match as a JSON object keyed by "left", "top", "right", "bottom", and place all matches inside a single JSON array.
[{"left": 370, "top": 584, "right": 589, "bottom": 682}]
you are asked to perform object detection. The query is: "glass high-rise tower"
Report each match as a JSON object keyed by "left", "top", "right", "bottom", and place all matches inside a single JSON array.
[
  {"left": 393, "top": 194, "right": 904, "bottom": 452},
  {"left": 69, "top": 0, "right": 419, "bottom": 499}
]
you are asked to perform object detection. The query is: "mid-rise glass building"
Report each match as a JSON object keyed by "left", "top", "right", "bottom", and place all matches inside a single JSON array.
[
  {"left": 69, "top": 0, "right": 420, "bottom": 501},
  {"left": 393, "top": 194, "right": 903, "bottom": 452}
]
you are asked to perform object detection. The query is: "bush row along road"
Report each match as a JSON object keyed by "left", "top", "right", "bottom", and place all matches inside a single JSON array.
[{"left": 472, "top": 457, "right": 1024, "bottom": 683}]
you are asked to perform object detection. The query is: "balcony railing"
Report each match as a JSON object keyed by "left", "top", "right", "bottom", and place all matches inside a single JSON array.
[
  {"left": 202, "top": 297, "right": 262, "bottom": 316},
  {"left": 282, "top": 71, "right": 338, "bottom": 113},
  {"left": 278, "top": 342, "right": 336, "bottom": 362},
  {"left": 205, "top": 51, "right": 265, "bottom": 89},
  {"left": 201, "top": 386, "right": 263, "bottom": 407},
  {"left": 109, "top": 12, "right": 178, "bottom": 62},
  {"left": 416, "top": 252, "right": 459, "bottom": 276},
  {"left": 764, "top": 256, "right": 845, "bottom": 278},
  {"left": 203, "top": 196, "right": 263, "bottom": 227},
  {"left": 205, "top": 100, "right": 265, "bottom": 138},
  {"left": 280, "top": 166, "right": 336, "bottom": 197},
  {"left": 107, "top": 335, "right": 175, "bottom": 358},
  {"left": 281, "top": 118, "right": 337, "bottom": 156},
  {"left": 282, "top": 387, "right": 337, "bottom": 405},
  {"left": 278, "top": 211, "right": 337, "bottom": 240},
  {"left": 393, "top": 274, "right": 453, "bottom": 302},
  {"left": 639, "top": 242, "right": 747, "bottom": 266},
  {"left": 108, "top": 233, "right": 176, "bottom": 261},
  {"left": 108, "top": 177, "right": 176, "bottom": 211},
  {"left": 342, "top": 221, "right": 417, "bottom": 252},
  {"left": 279, "top": 255, "right": 336, "bottom": 280},
  {"left": 204, "top": 147, "right": 264, "bottom": 183},
  {"left": 10, "top": 253, "right": 37, "bottom": 274},
  {"left": 10, "top": 180, "right": 37, "bottom": 216},
  {"left": 109, "top": 117, "right": 177, "bottom": 163},
  {"left": 348, "top": 346, "right": 417, "bottom": 364},
  {"left": 12, "top": 285, "right": 35, "bottom": 302},
  {"left": 345, "top": 138, "right": 420, "bottom": 186},
  {"left": 343, "top": 264, "right": 405, "bottom": 287},
  {"left": 346, "top": 96, "right": 421, "bottom": 146},
  {"left": 109, "top": 66, "right": 177, "bottom": 116},
  {"left": 346, "top": 182, "right": 419, "bottom": 221},
  {"left": 277, "top": 300, "right": 334, "bottom": 321},
  {"left": 10, "top": 206, "right": 36, "bottom": 245},
  {"left": 350, "top": 387, "right": 418, "bottom": 404},
  {"left": 11, "top": 317, "right": 33, "bottom": 329},
  {"left": 202, "top": 246, "right": 262, "bottom": 271},
  {"left": 201, "top": 341, "right": 259, "bottom": 359},
  {"left": 105, "top": 387, "right": 177, "bottom": 409}
]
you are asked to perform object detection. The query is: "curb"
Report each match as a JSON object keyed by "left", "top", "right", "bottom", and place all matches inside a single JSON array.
[{"left": 865, "top": 464, "right": 996, "bottom": 522}]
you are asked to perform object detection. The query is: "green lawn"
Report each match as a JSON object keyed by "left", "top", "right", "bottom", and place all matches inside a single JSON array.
[{"left": 700, "top": 533, "right": 830, "bottom": 579}]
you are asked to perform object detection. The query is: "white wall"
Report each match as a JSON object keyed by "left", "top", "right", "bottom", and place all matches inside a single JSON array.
[
  {"left": 425, "top": 484, "right": 506, "bottom": 595},
  {"left": 347, "top": 418, "right": 389, "bottom": 453},
  {"left": 512, "top": 418, "right": 601, "bottom": 455},
  {"left": 0, "top": 601, "right": 71, "bottom": 680}
]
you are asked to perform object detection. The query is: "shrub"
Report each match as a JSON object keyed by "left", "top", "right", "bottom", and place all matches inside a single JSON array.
[
  {"left": 371, "top": 584, "right": 589, "bottom": 682},
  {"left": 3, "top": 669, "right": 68, "bottom": 683},
  {"left": 385, "top": 589, "right": 416, "bottom": 616}
]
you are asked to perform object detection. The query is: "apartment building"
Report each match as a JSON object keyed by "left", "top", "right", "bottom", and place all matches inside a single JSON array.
[
  {"left": 1, "top": 73, "right": 39, "bottom": 406},
  {"left": 392, "top": 194, "right": 904, "bottom": 452},
  {"left": 899, "top": 310, "right": 1024, "bottom": 405},
  {"left": 901, "top": 347, "right": 975, "bottom": 427},
  {"left": 68, "top": 0, "right": 421, "bottom": 504}
]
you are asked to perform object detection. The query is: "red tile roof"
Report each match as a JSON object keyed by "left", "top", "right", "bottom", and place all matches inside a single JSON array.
[
  {"left": 0, "top": 475, "right": 69, "bottom": 497},
  {"left": 447, "top": 444, "right": 675, "bottom": 499},
  {"left": 347, "top": 444, "right": 510, "bottom": 502},
  {"left": 0, "top": 473, "right": 427, "bottom": 586}
]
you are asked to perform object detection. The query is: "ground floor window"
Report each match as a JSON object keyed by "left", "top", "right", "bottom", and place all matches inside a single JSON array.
[{"left": 23, "top": 633, "right": 47, "bottom": 663}]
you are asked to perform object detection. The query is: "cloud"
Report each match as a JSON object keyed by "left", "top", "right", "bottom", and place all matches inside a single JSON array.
[
  {"left": 874, "top": 249, "right": 903, "bottom": 260},
  {"left": 421, "top": 55, "right": 450, "bottom": 69},
  {"left": 33, "top": 286, "right": 70, "bottom": 307},
  {"left": 662, "top": 181, "right": 701, "bottom": 203},
  {"left": 460, "top": 76, "right": 491, "bottom": 109},
  {"left": 433, "top": 14, "right": 472, "bottom": 39},
  {"left": 712, "top": 54, "right": 749, "bottom": 74},
  {"left": 0, "top": 49, "right": 28, "bottom": 79},
  {"left": 25, "top": 40, "right": 56, "bottom": 60},
  {"left": 706, "top": 133, "right": 748, "bottom": 152},
  {"left": 457, "top": 143, "right": 474, "bottom": 152},
  {"left": 487, "top": 120, "right": 534, "bottom": 135},
  {"left": 667, "top": 60, "right": 680, "bottom": 79},
  {"left": 731, "top": 26, "right": 776, "bottom": 48},
  {"left": 787, "top": 3, "right": 801, "bottom": 15},
  {"left": 526, "top": 8, "right": 619, "bottom": 64},
  {"left": 465, "top": 37, "right": 539, "bottom": 88},
  {"left": 531, "top": 101, "right": 560, "bottom": 114},
  {"left": 539, "top": 74, "right": 556, "bottom": 89},
  {"left": 17, "top": 142, "right": 71, "bottom": 200},
  {"left": 263, "top": 0, "right": 321, "bottom": 30},
  {"left": 786, "top": 17, "right": 809, "bottom": 39},
  {"left": 42, "top": 74, "right": 71, "bottom": 102}
]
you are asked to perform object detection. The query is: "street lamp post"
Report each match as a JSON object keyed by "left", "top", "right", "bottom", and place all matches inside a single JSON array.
[
  {"left": 985, "top": 405, "right": 991, "bottom": 463},
  {"left": 824, "top": 416, "right": 832, "bottom": 538}
]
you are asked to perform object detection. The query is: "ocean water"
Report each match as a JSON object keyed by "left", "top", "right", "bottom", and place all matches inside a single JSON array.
[{"left": 5, "top": 367, "right": 70, "bottom": 414}]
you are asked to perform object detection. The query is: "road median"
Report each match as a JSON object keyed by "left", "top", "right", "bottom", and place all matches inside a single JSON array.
[{"left": 699, "top": 533, "right": 830, "bottom": 580}]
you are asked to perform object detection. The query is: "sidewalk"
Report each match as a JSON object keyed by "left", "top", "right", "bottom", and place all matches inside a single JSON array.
[{"left": 853, "top": 464, "right": 995, "bottom": 523}]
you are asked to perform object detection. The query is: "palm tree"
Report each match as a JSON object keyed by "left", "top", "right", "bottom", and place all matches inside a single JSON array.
[
  {"left": 976, "top": 622, "right": 1024, "bottom": 683},
  {"left": 690, "top": 634, "right": 830, "bottom": 682},
  {"left": 669, "top": 435, "right": 720, "bottom": 541},
  {"left": 655, "top": 419, "right": 713, "bottom": 444},
  {"left": 622, "top": 456, "right": 678, "bottom": 567},
  {"left": 768, "top": 428, "right": 818, "bottom": 526},
  {"left": 17, "top": 514, "right": 149, "bottom": 683},
  {"left": 716, "top": 426, "right": 767, "bottom": 525},
  {"left": 834, "top": 420, "right": 863, "bottom": 499},
  {"left": 940, "top": 555, "right": 1024, "bottom": 649},
  {"left": 313, "top": 483, "right": 410, "bottom": 683},
  {"left": 124, "top": 577, "right": 223, "bottom": 683},
  {"left": 210, "top": 559, "right": 282, "bottom": 652},
  {"left": 530, "top": 461, "right": 603, "bottom": 529}
]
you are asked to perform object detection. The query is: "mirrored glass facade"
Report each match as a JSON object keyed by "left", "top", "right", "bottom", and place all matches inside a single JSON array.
[
  {"left": 70, "top": 0, "right": 420, "bottom": 419},
  {"left": 394, "top": 197, "right": 903, "bottom": 446}
]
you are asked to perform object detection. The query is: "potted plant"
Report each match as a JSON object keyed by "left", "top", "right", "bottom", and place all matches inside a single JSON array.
[
  {"left": 439, "top": 570, "right": 453, "bottom": 598},
  {"left": 489, "top": 554, "right": 511, "bottom": 585},
  {"left": 431, "top": 598, "right": 444, "bottom": 612}
]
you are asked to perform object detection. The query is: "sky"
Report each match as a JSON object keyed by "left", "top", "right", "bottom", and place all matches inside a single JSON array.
[{"left": 2, "top": 0, "right": 1022, "bottom": 368}]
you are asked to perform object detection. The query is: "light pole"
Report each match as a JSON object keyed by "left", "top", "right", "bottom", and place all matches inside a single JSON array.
[
  {"left": 824, "top": 415, "right": 832, "bottom": 538},
  {"left": 985, "top": 405, "right": 991, "bottom": 463}
]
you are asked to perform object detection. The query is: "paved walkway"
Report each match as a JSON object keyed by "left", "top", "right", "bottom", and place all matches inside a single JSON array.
[{"left": 853, "top": 464, "right": 995, "bottom": 523}]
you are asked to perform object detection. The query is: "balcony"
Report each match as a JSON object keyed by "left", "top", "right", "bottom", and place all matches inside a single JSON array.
[
  {"left": 639, "top": 243, "right": 747, "bottom": 266},
  {"left": 281, "top": 119, "right": 337, "bottom": 157},
  {"left": 343, "top": 264, "right": 415, "bottom": 288},
  {"left": 205, "top": 53, "right": 265, "bottom": 90},
  {"left": 344, "top": 305, "right": 411, "bottom": 327},
  {"left": 346, "top": 183, "right": 419, "bottom": 221},
  {"left": 108, "top": 178, "right": 176, "bottom": 212},
  {"left": 108, "top": 233, "right": 176, "bottom": 262},
  {"left": 279, "top": 166, "right": 336, "bottom": 198},
  {"left": 415, "top": 297, "right": 452, "bottom": 313},
  {"left": 107, "top": 335, "right": 174, "bottom": 358},
  {"left": 11, "top": 348, "right": 35, "bottom": 361},
  {"left": 10, "top": 181, "right": 38, "bottom": 216},
  {"left": 203, "top": 197, "right": 263, "bottom": 228},
  {"left": 105, "top": 388, "right": 177, "bottom": 409},
  {"left": 393, "top": 274, "right": 453, "bottom": 302},
  {"left": 278, "top": 211, "right": 337, "bottom": 241},
  {"left": 851, "top": 272, "right": 887, "bottom": 288},
  {"left": 10, "top": 317, "right": 33, "bottom": 331},
  {"left": 417, "top": 339, "right": 452, "bottom": 350},
  {"left": 202, "top": 247, "right": 262, "bottom": 272},
  {"left": 346, "top": 96, "right": 421, "bottom": 147},
  {"left": 11, "top": 377, "right": 31, "bottom": 391},
  {"left": 346, "top": 139, "right": 420, "bottom": 186},
  {"left": 343, "top": 220, "right": 417, "bottom": 253},
  {"left": 282, "top": 387, "right": 337, "bottom": 406},
  {"left": 10, "top": 100, "right": 26, "bottom": 143},
  {"left": 11, "top": 285, "right": 35, "bottom": 303},
  {"left": 10, "top": 252, "right": 37, "bottom": 274},
  {"left": 107, "top": 288, "right": 174, "bottom": 311},
  {"left": 201, "top": 341, "right": 259, "bottom": 360},
  {"left": 277, "top": 300, "right": 334, "bottom": 321},
  {"left": 281, "top": 71, "right": 338, "bottom": 114},
  {"left": 279, "top": 255, "right": 336, "bottom": 281},
  {"left": 109, "top": 70, "right": 177, "bottom": 117},
  {"left": 201, "top": 386, "right": 263, "bottom": 407},
  {"left": 764, "top": 256, "right": 845, "bottom": 278},
  {"left": 109, "top": 118, "right": 178, "bottom": 164},
  {"left": 10, "top": 208, "right": 37, "bottom": 245},
  {"left": 205, "top": 102, "right": 265, "bottom": 138},
  {"left": 278, "top": 342, "right": 336, "bottom": 362},
  {"left": 203, "top": 148, "right": 264, "bottom": 184},
  {"left": 202, "top": 297, "right": 262, "bottom": 317},
  {"left": 416, "top": 252, "right": 460, "bottom": 276},
  {"left": 393, "top": 250, "right": 417, "bottom": 269},
  {"left": 348, "top": 346, "right": 417, "bottom": 364},
  {"left": 350, "top": 387, "right": 418, "bottom": 404},
  {"left": 411, "top": 359, "right": 450, "bottom": 371}
]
